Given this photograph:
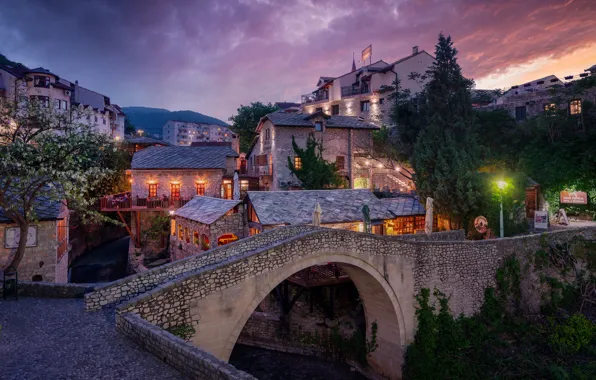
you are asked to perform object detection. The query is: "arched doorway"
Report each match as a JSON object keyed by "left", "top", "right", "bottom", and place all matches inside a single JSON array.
[
  {"left": 217, "top": 233, "right": 239, "bottom": 246},
  {"left": 189, "top": 253, "right": 405, "bottom": 380}
]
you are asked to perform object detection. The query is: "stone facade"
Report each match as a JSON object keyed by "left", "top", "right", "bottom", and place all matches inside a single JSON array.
[
  {"left": 131, "top": 169, "right": 228, "bottom": 200},
  {"left": 0, "top": 208, "right": 69, "bottom": 283},
  {"left": 100, "top": 226, "right": 596, "bottom": 380},
  {"left": 170, "top": 207, "right": 246, "bottom": 261},
  {"left": 247, "top": 119, "right": 373, "bottom": 190},
  {"left": 116, "top": 312, "right": 255, "bottom": 380}
]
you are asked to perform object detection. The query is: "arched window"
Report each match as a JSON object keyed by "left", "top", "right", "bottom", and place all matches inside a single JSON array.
[
  {"left": 171, "top": 219, "right": 176, "bottom": 236},
  {"left": 193, "top": 231, "right": 199, "bottom": 246},
  {"left": 184, "top": 227, "right": 189, "bottom": 243},
  {"left": 217, "top": 233, "right": 239, "bottom": 246},
  {"left": 200, "top": 234, "right": 210, "bottom": 250}
]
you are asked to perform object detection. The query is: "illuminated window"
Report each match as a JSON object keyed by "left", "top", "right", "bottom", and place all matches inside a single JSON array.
[
  {"left": 335, "top": 156, "right": 345, "bottom": 170},
  {"left": 170, "top": 219, "right": 176, "bottom": 236},
  {"left": 178, "top": 225, "right": 183, "bottom": 240},
  {"left": 193, "top": 231, "right": 199, "bottom": 246},
  {"left": 184, "top": 227, "right": 189, "bottom": 243},
  {"left": 315, "top": 122, "right": 323, "bottom": 132},
  {"left": 240, "top": 180, "right": 249, "bottom": 192},
  {"left": 196, "top": 182, "right": 205, "bottom": 196},
  {"left": 331, "top": 104, "right": 340, "bottom": 115},
  {"left": 544, "top": 103, "right": 556, "bottom": 112},
  {"left": 217, "top": 233, "right": 239, "bottom": 246},
  {"left": 148, "top": 183, "right": 158, "bottom": 198},
  {"left": 294, "top": 156, "right": 302, "bottom": 170},
  {"left": 171, "top": 183, "right": 181, "bottom": 199},
  {"left": 200, "top": 234, "right": 210, "bottom": 250},
  {"left": 569, "top": 99, "right": 582, "bottom": 115}
]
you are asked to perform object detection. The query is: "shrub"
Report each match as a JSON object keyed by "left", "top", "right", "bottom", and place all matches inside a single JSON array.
[{"left": 549, "top": 314, "right": 596, "bottom": 354}]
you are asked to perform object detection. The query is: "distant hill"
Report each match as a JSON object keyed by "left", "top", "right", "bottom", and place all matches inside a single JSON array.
[{"left": 122, "top": 106, "right": 229, "bottom": 138}]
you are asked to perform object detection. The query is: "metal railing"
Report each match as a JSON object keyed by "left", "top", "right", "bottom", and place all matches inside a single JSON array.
[
  {"left": 301, "top": 93, "right": 329, "bottom": 104},
  {"left": 341, "top": 86, "right": 370, "bottom": 97}
]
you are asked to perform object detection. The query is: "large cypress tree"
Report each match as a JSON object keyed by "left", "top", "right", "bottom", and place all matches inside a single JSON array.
[{"left": 412, "top": 34, "right": 482, "bottom": 229}]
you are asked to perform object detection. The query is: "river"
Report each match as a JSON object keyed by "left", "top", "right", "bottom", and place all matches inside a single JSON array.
[{"left": 230, "top": 344, "right": 367, "bottom": 380}]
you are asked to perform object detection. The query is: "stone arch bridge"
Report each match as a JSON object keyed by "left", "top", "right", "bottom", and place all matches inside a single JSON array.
[{"left": 85, "top": 225, "right": 596, "bottom": 380}]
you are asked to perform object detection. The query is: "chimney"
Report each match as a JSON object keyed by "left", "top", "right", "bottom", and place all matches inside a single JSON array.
[
  {"left": 412, "top": 46, "right": 419, "bottom": 55},
  {"left": 74, "top": 80, "right": 80, "bottom": 103}
]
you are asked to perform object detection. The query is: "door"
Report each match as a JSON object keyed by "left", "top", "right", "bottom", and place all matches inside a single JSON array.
[{"left": 221, "top": 182, "right": 232, "bottom": 199}]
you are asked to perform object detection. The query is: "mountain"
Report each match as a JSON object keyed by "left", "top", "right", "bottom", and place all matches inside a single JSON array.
[{"left": 122, "top": 106, "right": 229, "bottom": 138}]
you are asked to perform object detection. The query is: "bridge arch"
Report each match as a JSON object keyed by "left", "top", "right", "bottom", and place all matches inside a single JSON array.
[{"left": 221, "top": 251, "right": 407, "bottom": 379}]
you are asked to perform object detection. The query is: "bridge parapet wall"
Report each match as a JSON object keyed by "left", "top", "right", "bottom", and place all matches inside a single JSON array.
[{"left": 85, "top": 225, "right": 320, "bottom": 310}]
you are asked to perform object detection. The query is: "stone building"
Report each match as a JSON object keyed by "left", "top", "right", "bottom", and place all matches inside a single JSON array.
[
  {"left": 246, "top": 109, "right": 389, "bottom": 191},
  {"left": 301, "top": 46, "right": 434, "bottom": 126},
  {"left": 100, "top": 144, "right": 242, "bottom": 266},
  {"left": 244, "top": 189, "right": 426, "bottom": 236},
  {"left": 0, "top": 197, "right": 69, "bottom": 283},
  {"left": 477, "top": 70, "right": 596, "bottom": 121},
  {"left": 169, "top": 196, "right": 245, "bottom": 261}
]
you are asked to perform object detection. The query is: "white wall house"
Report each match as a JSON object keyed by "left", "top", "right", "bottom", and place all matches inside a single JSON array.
[
  {"left": 301, "top": 46, "right": 434, "bottom": 126},
  {"left": 0, "top": 64, "right": 125, "bottom": 140},
  {"left": 162, "top": 120, "right": 238, "bottom": 151}
]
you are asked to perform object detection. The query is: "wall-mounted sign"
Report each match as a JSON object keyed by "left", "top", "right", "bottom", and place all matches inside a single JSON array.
[
  {"left": 560, "top": 191, "right": 588, "bottom": 205},
  {"left": 534, "top": 211, "right": 548, "bottom": 230},
  {"left": 4, "top": 226, "right": 38, "bottom": 249},
  {"left": 474, "top": 216, "right": 488, "bottom": 234}
]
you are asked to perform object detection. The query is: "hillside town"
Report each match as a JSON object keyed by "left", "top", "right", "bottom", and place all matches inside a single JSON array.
[{"left": 2, "top": 2, "right": 596, "bottom": 380}]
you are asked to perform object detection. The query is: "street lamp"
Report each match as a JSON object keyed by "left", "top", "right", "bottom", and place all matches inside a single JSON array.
[{"left": 496, "top": 180, "right": 507, "bottom": 238}]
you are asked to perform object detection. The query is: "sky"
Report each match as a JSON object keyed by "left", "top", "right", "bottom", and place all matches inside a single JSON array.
[{"left": 1, "top": 0, "right": 595, "bottom": 122}]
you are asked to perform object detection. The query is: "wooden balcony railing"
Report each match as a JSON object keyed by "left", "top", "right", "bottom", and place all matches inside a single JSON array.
[{"left": 100, "top": 192, "right": 192, "bottom": 212}]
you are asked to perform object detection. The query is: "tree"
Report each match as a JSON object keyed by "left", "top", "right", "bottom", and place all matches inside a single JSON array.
[
  {"left": 287, "top": 133, "right": 344, "bottom": 189},
  {"left": 0, "top": 95, "right": 115, "bottom": 270},
  {"left": 229, "top": 102, "right": 278, "bottom": 152},
  {"left": 410, "top": 34, "right": 483, "bottom": 229},
  {"left": 124, "top": 118, "right": 136, "bottom": 135}
]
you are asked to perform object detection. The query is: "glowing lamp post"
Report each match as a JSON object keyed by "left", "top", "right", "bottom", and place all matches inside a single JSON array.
[{"left": 496, "top": 180, "right": 507, "bottom": 238}]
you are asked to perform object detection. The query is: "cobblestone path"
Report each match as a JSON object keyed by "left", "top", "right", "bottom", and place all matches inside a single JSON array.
[{"left": 0, "top": 297, "right": 184, "bottom": 380}]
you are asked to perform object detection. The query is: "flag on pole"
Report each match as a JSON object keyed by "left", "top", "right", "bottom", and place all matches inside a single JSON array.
[{"left": 361, "top": 45, "right": 372, "bottom": 65}]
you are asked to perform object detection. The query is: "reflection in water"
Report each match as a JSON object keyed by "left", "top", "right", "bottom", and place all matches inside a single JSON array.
[{"left": 230, "top": 344, "right": 367, "bottom": 380}]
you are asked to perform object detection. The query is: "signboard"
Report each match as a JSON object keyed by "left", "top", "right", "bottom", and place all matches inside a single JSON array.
[
  {"left": 4, "top": 226, "right": 38, "bottom": 249},
  {"left": 474, "top": 216, "right": 488, "bottom": 234},
  {"left": 534, "top": 211, "right": 548, "bottom": 230},
  {"left": 560, "top": 191, "right": 588, "bottom": 204},
  {"left": 362, "top": 45, "right": 372, "bottom": 65}
]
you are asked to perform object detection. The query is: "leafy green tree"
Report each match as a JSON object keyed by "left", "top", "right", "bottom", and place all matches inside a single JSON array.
[
  {"left": 229, "top": 102, "right": 278, "bottom": 152},
  {"left": 287, "top": 133, "right": 344, "bottom": 189},
  {"left": 0, "top": 95, "right": 115, "bottom": 270},
  {"left": 411, "top": 34, "right": 483, "bottom": 229},
  {"left": 124, "top": 118, "right": 136, "bottom": 135}
]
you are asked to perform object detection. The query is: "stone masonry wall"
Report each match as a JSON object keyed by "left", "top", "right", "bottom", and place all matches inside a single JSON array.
[
  {"left": 131, "top": 169, "right": 225, "bottom": 199},
  {"left": 85, "top": 225, "right": 320, "bottom": 310},
  {"left": 0, "top": 217, "right": 66, "bottom": 283},
  {"left": 170, "top": 209, "right": 246, "bottom": 261},
  {"left": 116, "top": 312, "right": 256, "bottom": 380},
  {"left": 115, "top": 229, "right": 464, "bottom": 327}
]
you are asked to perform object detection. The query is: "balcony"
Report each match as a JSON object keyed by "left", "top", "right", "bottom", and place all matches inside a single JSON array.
[
  {"left": 341, "top": 86, "right": 370, "bottom": 98},
  {"left": 100, "top": 192, "right": 192, "bottom": 212},
  {"left": 301, "top": 93, "right": 329, "bottom": 104},
  {"left": 252, "top": 165, "right": 272, "bottom": 176}
]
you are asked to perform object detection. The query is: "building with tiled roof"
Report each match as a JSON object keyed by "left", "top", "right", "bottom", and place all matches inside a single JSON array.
[
  {"left": 301, "top": 46, "right": 434, "bottom": 126},
  {"left": 0, "top": 62, "right": 125, "bottom": 140},
  {"left": 0, "top": 184, "right": 70, "bottom": 283},
  {"left": 170, "top": 196, "right": 244, "bottom": 261},
  {"left": 244, "top": 189, "right": 428, "bottom": 236},
  {"left": 246, "top": 106, "right": 411, "bottom": 192}
]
